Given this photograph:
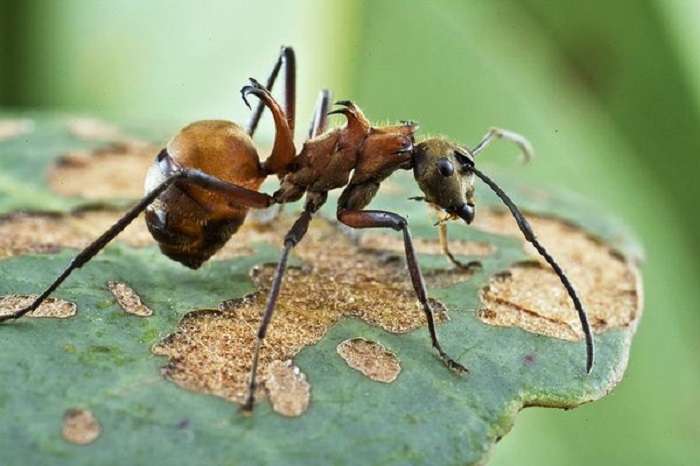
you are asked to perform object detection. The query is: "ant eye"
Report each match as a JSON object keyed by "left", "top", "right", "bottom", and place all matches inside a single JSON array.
[{"left": 437, "top": 158, "right": 454, "bottom": 177}]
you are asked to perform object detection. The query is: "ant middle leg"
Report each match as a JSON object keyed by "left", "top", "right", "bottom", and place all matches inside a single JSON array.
[
  {"left": 337, "top": 208, "right": 468, "bottom": 374},
  {"left": 240, "top": 208, "right": 313, "bottom": 414}
]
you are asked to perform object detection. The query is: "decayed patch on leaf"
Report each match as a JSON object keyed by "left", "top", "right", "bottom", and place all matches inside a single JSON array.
[
  {"left": 0, "top": 211, "right": 152, "bottom": 257},
  {"left": 152, "top": 217, "right": 464, "bottom": 414},
  {"left": 108, "top": 281, "right": 153, "bottom": 317},
  {"left": 0, "top": 118, "right": 34, "bottom": 141},
  {"left": 61, "top": 409, "right": 101, "bottom": 445},
  {"left": 475, "top": 211, "right": 642, "bottom": 341},
  {"left": 151, "top": 210, "right": 641, "bottom": 412},
  {"left": 0, "top": 295, "right": 76, "bottom": 319},
  {"left": 67, "top": 118, "right": 124, "bottom": 141},
  {"left": 266, "top": 360, "right": 311, "bottom": 417},
  {"left": 48, "top": 140, "right": 157, "bottom": 200},
  {"left": 0, "top": 209, "right": 306, "bottom": 261},
  {"left": 360, "top": 233, "right": 494, "bottom": 258},
  {"left": 336, "top": 338, "right": 401, "bottom": 383}
]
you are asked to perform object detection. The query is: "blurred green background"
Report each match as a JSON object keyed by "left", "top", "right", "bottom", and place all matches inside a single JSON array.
[{"left": 1, "top": 1, "right": 698, "bottom": 464}]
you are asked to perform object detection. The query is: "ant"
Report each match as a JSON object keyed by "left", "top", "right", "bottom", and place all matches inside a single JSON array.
[{"left": 0, "top": 46, "right": 594, "bottom": 413}]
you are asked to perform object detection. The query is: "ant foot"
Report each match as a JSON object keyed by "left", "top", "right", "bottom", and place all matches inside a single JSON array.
[
  {"left": 446, "top": 358, "right": 469, "bottom": 375},
  {"left": 239, "top": 397, "right": 255, "bottom": 416},
  {"left": 438, "top": 349, "right": 469, "bottom": 374},
  {"left": 453, "top": 259, "right": 482, "bottom": 272}
]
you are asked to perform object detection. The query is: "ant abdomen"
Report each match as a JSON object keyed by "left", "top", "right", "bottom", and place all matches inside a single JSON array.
[
  {"left": 144, "top": 195, "right": 245, "bottom": 269},
  {"left": 144, "top": 120, "right": 266, "bottom": 269}
]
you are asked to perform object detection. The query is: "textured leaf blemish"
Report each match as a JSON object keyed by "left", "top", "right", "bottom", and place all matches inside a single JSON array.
[
  {"left": 152, "top": 216, "right": 461, "bottom": 413},
  {"left": 66, "top": 118, "right": 125, "bottom": 142},
  {"left": 0, "top": 211, "right": 152, "bottom": 258},
  {"left": 336, "top": 338, "right": 401, "bottom": 383},
  {"left": 475, "top": 212, "right": 642, "bottom": 341},
  {"left": 0, "top": 118, "right": 34, "bottom": 142},
  {"left": 0, "top": 295, "right": 76, "bottom": 319},
  {"left": 360, "top": 232, "right": 495, "bottom": 258},
  {"left": 61, "top": 409, "right": 101, "bottom": 445},
  {"left": 49, "top": 139, "right": 157, "bottom": 201},
  {"left": 266, "top": 360, "right": 310, "bottom": 417},
  {"left": 108, "top": 281, "right": 153, "bottom": 317}
]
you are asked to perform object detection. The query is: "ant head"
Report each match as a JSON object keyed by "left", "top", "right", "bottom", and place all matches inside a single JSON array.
[{"left": 412, "top": 138, "right": 476, "bottom": 224}]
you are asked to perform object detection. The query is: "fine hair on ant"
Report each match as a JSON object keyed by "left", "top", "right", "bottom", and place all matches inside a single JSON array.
[{"left": 1, "top": 46, "right": 594, "bottom": 413}]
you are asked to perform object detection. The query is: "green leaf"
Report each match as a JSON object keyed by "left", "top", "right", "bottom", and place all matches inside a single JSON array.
[{"left": 0, "top": 114, "right": 642, "bottom": 465}]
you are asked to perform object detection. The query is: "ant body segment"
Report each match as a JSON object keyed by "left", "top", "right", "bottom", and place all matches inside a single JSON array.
[{"left": 0, "top": 47, "right": 594, "bottom": 413}]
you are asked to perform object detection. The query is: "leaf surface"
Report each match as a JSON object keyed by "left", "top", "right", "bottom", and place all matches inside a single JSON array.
[{"left": 0, "top": 115, "right": 642, "bottom": 465}]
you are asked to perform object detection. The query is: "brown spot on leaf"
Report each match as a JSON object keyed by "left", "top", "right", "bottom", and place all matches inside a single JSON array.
[
  {"left": 0, "top": 118, "right": 34, "bottom": 141},
  {"left": 266, "top": 360, "right": 310, "bottom": 417},
  {"left": 108, "top": 281, "right": 153, "bottom": 317},
  {"left": 152, "top": 210, "right": 642, "bottom": 412},
  {"left": 0, "top": 211, "right": 152, "bottom": 258},
  {"left": 0, "top": 209, "right": 334, "bottom": 261},
  {"left": 48, "top": 140, "right": 158, "bottom": 200},
  {"left": 152, "top": 217, "right": 460, "bottom": 412},
  {"left": 360, "top": 233, "right": 494, "bottom": 257},
  {"left": 61, "top": 409, "right": 101, "bottom": 445},
  {"left": 476, "top": 211, "right": 641, "bottom": 341},
  {"left": 67, "top": 118, "right": 123, "bottom": 141},
  {"left": 0, "top": 295, "right": 76, "bottom": 319},
  {"left": 337, "top": 338, "right": 401, "bottom": 383}
]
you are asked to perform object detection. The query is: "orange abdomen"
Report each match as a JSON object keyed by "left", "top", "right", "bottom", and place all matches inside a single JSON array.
[{"left": 145, "top": 120, "right": 267, "bottom": 268}]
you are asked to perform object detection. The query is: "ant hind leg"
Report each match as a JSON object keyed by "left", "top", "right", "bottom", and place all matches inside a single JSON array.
[
  {"left": 0, "top": 175, "right": 181, "bottom": 322},
  {"left": 0, "top": 165, "right": 274, "bottom": 323},
  {"left": 308, "top": 89, "right": 331, "bottom": 139}
]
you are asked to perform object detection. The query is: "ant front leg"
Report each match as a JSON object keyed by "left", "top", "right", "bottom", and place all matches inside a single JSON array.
[
  {"left": 434, "top": 207, "right": 481, "bottom": 271},
  {"left": 245, "top": 46, "right": 296, "bottom": 137},
  {"left": 337, "top": 208, "right": 468, "bottom": 375},
  {"left": 241, "top": 208, "right": 313, "bottom": 414}
]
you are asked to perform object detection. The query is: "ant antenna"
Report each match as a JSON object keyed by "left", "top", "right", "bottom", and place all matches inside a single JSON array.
[
  {"left": 471, "top": 128, "right": 534, "bottom": 164},
  {"left": 467, "top": 163, "right": 595, "bottom": 373}
]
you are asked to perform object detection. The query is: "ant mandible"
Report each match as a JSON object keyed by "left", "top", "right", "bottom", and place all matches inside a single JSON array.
[{"left": 0, "top": 47, "right": 594, "bottom": 413}]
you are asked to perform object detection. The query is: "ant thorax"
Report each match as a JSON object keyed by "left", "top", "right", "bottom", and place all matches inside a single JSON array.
[{"left": 274, "top": 102, "right": 417, "bottom": 213}]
